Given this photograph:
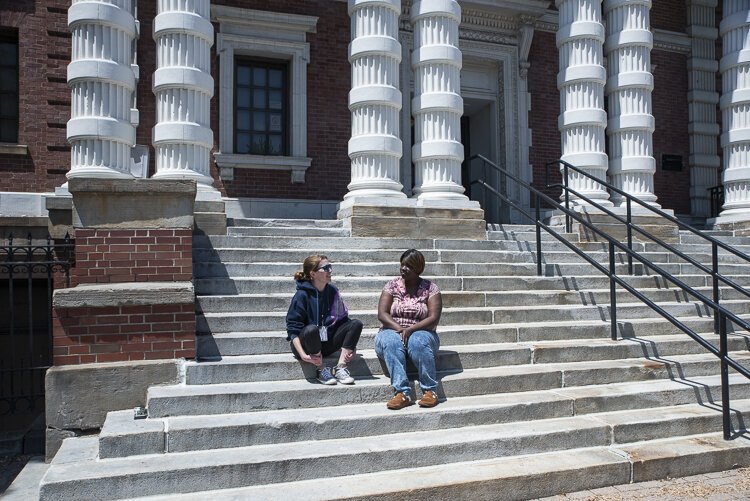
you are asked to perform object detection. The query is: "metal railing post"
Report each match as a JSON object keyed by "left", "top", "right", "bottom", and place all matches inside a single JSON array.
[
  {"left": 563, "top": 162, "right": 571, "bottom": 233},
  {"left": 626, "top": 199, "right": 633, "bottom": 275},
  {"left": 713, "top": 241, "right": 720, "bottom": 334},
  {"left": 720, "top": 311, "right": 731, "bottom": 439},
  {"left": 609, "top": 241, "right": 617, "bottom": 340},
  {"left": 536, "top": 193, "right": 543, "bottom": 276}
]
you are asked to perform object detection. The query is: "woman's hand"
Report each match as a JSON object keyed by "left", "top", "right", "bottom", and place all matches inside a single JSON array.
[
  {"left": 301, "top": 351, "right": 322, "bottom": 366},
  {"left": 399, "top": 327, "right": 414, "bottom": 346}
]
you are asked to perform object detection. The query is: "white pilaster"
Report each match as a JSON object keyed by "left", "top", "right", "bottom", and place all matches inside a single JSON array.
[
  {"left": 717, "top": 0, "right": 750, "bottom": 221},
  {"left": 688, "top": 0, "right": 720, "bottom": 217},
  {"left": 604, "top": 0, "right": 658, "bottom": 206},
  {"left": 410, "top": 0, "right": 469, "bottom": 201},
  {"left": 345, "top": 0, "right": 406, "bottom": 200},
  {"left": 67, "top": 0, "right": 137, "bottom": 179},
  {"left": 152, "top": 0, "right": 217, "bottom": 197},
  {"left": 556, "top": 0, "right": 611, "bottom": 206}
]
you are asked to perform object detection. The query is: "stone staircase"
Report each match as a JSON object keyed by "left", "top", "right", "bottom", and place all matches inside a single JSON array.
[{"left": 38, "top": 218, "right": 750, "bottom": 500}]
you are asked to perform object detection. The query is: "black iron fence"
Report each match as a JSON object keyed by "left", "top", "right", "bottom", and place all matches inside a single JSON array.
[{"left": 0, "top": 234, "right": 73, "bottom": 421}]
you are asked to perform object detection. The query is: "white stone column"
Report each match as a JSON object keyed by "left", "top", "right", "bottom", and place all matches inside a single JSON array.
[
  {"left": 152, "top": 0, "right": 217, "bottom": 197},
  {"left": 67, "top": 0, "right": 137, "bottom": 179},
  {"left": 556, "top": 0, "right": 611, "bottom": 206},
  {"left": 717, "top": 0, "right": 750, "bottom": 221},
  {"left": 410, "top": 0, "right": 468, "bottom": 201},
  {"left": 688, "top": 0, "right": 720, "bottom": 217},
  {"left": 345, "top": 0, "right": 406, "bottom": 200},
  {"left": 604, "top": 0, "right": 658, "bottom": 206}
]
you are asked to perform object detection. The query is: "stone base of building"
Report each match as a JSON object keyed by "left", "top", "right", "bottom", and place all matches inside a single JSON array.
[
  {"left": 550, "top": 205, "right": 679, "bottom": 243},
  {"left": 708, "top": 213, "right": 750, "bottom": 236},
  {"left": 337, "top": 198, "right": 486, "bottom": 240}
]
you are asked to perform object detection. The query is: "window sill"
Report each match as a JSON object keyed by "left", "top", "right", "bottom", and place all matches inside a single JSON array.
[
  {"left": 0, "top": 143, "right": 29, "bottom": 155},
  {"left": 213, "top": 153, "right": 312, "bottom": 184}
]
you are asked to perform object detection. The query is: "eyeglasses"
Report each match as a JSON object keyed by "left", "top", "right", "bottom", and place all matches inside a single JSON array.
[{"left": 316, "top": 264, "right": 333, "bottom": 273}]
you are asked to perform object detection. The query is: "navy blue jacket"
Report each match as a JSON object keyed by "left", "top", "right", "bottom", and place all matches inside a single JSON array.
[{"left": 285, "top": 281, "right": 349, "bottom": 342}]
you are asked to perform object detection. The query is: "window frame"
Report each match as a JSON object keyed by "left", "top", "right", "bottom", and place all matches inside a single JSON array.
[{"left": 0, "top": 31, "right": 19, "bottom": 145}]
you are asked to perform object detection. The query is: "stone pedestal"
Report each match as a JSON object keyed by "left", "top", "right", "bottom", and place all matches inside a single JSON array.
[{"left": 338, "top": 199, "right": 486, "bottom": 240}]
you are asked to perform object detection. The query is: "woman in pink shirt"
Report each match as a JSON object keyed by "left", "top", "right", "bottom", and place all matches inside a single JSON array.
[{"left": 375, "top": 249, "right": 443, "bottom": 409}]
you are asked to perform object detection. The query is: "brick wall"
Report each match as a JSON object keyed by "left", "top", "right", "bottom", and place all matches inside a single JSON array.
[
  {"left": 52, "top": 304, "right": 195, "bottom": 365},
  {"left": 0, "top": 0, "right": 70, "bottom": 193},
  {"left": 73, "top": 229, "right": 192, "bottom": 285}
]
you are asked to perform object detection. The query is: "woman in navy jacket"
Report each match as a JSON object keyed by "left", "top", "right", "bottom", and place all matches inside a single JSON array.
[{"left": 286, "top": 254, "right": 363, "bottom": 384}]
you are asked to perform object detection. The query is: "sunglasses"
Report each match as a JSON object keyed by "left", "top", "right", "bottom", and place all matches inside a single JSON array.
[{"left": 316, "top": 264, "right": 333, "bottom": 272}]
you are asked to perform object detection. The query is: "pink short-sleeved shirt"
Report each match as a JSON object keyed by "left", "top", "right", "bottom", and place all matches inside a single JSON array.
[{"left": 383, "top": 277, "right": 440, "bottom": 329}]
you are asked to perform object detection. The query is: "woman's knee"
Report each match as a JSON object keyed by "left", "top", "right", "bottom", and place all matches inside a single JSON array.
[
  {"left": 375, "top": 329, "right": 401, "bottom": 354},
  {"left": 407, "top": 330, "right": 436, "bottom": 352}
]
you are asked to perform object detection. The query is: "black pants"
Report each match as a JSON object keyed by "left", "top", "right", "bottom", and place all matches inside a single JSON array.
[{"left": 291, "top": 318, "right": 363, "bottom": 359}]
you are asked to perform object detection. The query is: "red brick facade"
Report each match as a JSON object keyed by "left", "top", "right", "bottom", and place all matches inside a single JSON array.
[
  {"left": 52, "top": 303, "right": 196, "bottom": 366},
  {"left": 73, "top": 229, "right": 193, "bottom": 285}
]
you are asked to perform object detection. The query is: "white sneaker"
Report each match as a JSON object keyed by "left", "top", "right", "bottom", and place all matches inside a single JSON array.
[
  {"left": 316, "top": 367, "right": 337, "bottom": 385},
  {"left": 333, "top": 365, "right": 355, "bottom": 385}
]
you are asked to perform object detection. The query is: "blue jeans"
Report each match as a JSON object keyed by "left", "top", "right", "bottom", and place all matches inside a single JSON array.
[{"left": 374, "top": 329, "right": 439, "bottom": 396}]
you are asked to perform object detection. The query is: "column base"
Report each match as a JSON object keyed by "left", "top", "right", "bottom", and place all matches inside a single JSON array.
[
  {"left": 337, "top": 198, "right": 486, "bottom": 240},
  {"left": 708, "top": 211, "right": 750, "bottom": 235},
  {"left": 549, "top": 205, "right": 679, "bottom": 243}
]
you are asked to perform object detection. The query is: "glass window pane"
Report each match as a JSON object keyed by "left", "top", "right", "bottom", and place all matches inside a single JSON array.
[
  {"left": 269, "top": 69, "right": 283, "bottom": 88},
  {"left": 0, "top": 75, "right": 17, "bottom": 92},
  {"left": 236, "top": 132, "right": 251, "bottom": 154},
  {"left": 253, "top": 89, "right": 266, "bottom": 109},
  {"left": 253, "top": 112, "right": 266, "bottom": 132},
  {"left": 236, "top": 66, "right": 251, "bottom": 85},
  {"left": 0, "top": 42, "right": 17, "bottom": 66},
  {"left": 237, "top": 88, "right": 251, "bottom": 108},
  {"left": 268, "top": 135, "right": 282, "bottom": 155},
  {"left": 253, "top": 67, "right": 266, "bottom": 86},
  {"left": 251, "top": 135, "right": 267, "bottom": 155},
  {"left": 269, "top": 90, "right": 282, "bottom": 110},
  {"left": 269, "top": 113, "right": 282, "bottom": 132},
  {"left": 0, "top": 119, "right": 17, "bottom": 143},
  {"left": 236, "top": 111, "right": 250, "bottom": 131}
]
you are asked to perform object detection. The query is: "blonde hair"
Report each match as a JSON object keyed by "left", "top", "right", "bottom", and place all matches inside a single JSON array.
[{"left": 294, "top": 254, "right": 328, "bottom": 281}]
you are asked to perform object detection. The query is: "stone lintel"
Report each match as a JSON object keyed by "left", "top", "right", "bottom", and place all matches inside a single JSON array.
[
  {"left": 0, "top": 216, "right": 55, "bottom": 241},
  {"left": 53, "top": 282, "right": 195, "bottom": 309},
  {"left": 45, "top": 194, "right": 75, "bottom": 239},
  {"left": 69, "top": 178, "right": 197, "bottom": 230},
  {"left": 338, "top": 200, "right": 486, "bottom": 240}
]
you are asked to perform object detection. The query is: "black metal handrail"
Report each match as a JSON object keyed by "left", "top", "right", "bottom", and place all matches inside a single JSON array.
[
  {"left": 471, "top": 154, "right": 750, "bottom": 440},
  {"left": 547, "top": 160, "right": 750, "bottom": 332}
]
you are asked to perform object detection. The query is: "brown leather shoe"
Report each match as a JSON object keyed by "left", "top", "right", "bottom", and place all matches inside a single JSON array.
[
  {"left": 386, "top": 392, "right": 413, "bottom": 410},
  {"left": 418, "top": 390, "right": 438, "bottom": 408}
]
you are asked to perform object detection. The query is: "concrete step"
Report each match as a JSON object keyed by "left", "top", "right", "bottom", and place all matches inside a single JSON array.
[
  {"left": 198, "top": 314, "right": 748, "bottom": 357},
  {"left": 680, "top": 233, "right": 750, "bottom": 245},
  {"left": 488, "top": 230, "right": 579, "bottom": 242},
  {"left": 227, "top": 218, "right": 344, "bottom": 229},
  {"left": 194, "top": 273, "right": 735, "bottom": 295},
  {"left": 40, "top": 388, "right": 750, "bottom": 500},
  {"left": 197, "top": 300, "right": 750, "bottom": 333},
  {"left": 226, "top": 226, "right": 352, "bottom": 237},
  {"left": 195, "top": 287, "right": 750, "bottom": 314},
  {"left": 186, "top": 334, "right": 750, "bottom": 385},
  {"left": 98, "top": 395, "right": 750, "bottom": 458},
  {"left": 145, "top": 358, "right": 750, "bottom": 417},
  {"left": 123, "top": 433, "right": 750, "bottom": 501}
]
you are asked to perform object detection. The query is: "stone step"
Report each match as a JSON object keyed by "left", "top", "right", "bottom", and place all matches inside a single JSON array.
[
  {"left": 99, "top": 395, "right": 750, "bottom": 459},
  {"left": 40, "top": 382, "right": 750, "bottom": 500},
  {"left": 194, "top": 273, "right": 745, "bottom": 296},
  {"left": 680, "top": 233, "right": 750, "bottom": 245},
  {"left": 643, "top": 241, "right": 750, "bottom": 254},
  {"left": 145, "top": 357, "right": 750, "bottom": 417},
  {"left": 195, "top": 286, "right": 750, "bottom": 313},
  {"left": 488, "top": 230, "right": 579, "bottom": 242},
  {"left": 226, "top": 226, "right": 352, "bottom": 237},
  {"left": 187, "top": 334, "right": 750, "bottom": 385},
  {"left": 197, "top": 300, "right": 750, "bottom": 333},
  {"left": 199, "top": 313, "right": 749, "bottom": 357},
  {"left": 227, "top": 218, "right": 344, "bottom": 229},
  {"left": 121, "top": 433, "right": 750, "bottom": 501}
]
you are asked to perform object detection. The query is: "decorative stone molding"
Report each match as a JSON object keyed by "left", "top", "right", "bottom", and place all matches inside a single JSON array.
[
  {"left": 604, "top": 0, "right": 658, "bottom": 206},
  {"left": 411, "top": 0, "right": 469, "bottom": 201},
  {"left": 717, "top": 0, "right": 750, "bottom": 222},
  {"left": 151, "top": 0, "right": 216, "bottom": 197},
  {"left": 212, "top": 6, "right": 316, "bottom": 185},
  {"left": 346, "top": 0, "right": 406, "bottom": 200},
  {"left": 687, "top": 0, "right": 720, "bottom": 217},
  {"left": 67, "top": 0, "right": 137, "bottom": 179},
  {"left": 0, "top": 144, "right": 29, "bottom": 155},
  {"left": 556, "top": 0, "right": 611, "bottom": 206}
]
